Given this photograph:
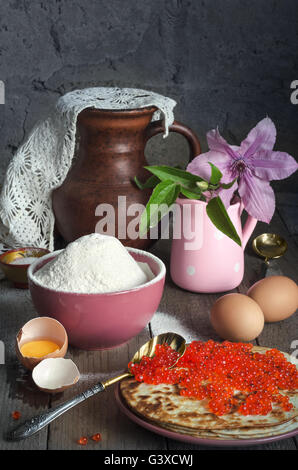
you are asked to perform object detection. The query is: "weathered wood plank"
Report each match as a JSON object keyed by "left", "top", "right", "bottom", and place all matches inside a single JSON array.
[
  {"left": 166, "top": 437, "right": 297, "bottom": 450},
  {"left": 237, "top": 209, "right": 298, "bottom": 354},
  {"left": 237, "top": 210, "right": 298, "bottom": 354},
  {"left": 47, "top": 329, "right": 167, "bottom": 450},
  {"left": 0, "top": 281, "right": 49, "bottom": 450},
  {"left": 0, "top": 285, "right": 167, "bottom": 449},
  {"left": 238, "top": 208, "right": 298, "bottom": 450}
]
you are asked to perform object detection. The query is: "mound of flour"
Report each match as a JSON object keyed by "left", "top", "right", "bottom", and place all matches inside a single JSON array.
[{"left": 33, "top": 234, "right": 150, "bottom": 293}]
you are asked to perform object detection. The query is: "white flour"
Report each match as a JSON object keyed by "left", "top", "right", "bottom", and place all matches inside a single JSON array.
[
  {"left": 33, "top": 234, "right": 150, "bottom": 294},
  {"left": 150, "top": 311, "right": 198, "bottom": 343}
]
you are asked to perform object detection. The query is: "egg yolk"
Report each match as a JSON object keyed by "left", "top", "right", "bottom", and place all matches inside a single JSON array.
[{"left": 20, "top": 339, "right": 60, "bottom": 358}]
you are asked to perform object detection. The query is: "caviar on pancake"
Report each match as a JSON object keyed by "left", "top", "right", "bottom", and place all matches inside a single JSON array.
[{"left": 128, "top": 340, "right": 298, "bottom": 417}]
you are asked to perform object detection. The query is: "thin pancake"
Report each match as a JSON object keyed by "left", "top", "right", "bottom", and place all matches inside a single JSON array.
[
  {"left": 159, "top": 416, "right": 298, "bottom": 440},
  {"left": 120, "top": 346, "right": 298, "bottom": 433}
]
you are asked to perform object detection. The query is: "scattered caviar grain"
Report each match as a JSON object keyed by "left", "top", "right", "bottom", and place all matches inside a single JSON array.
[
  {"left": 77, "top": 436, "right": 88, "bottom": 446},
  {"left": 129, "top": 340, "right": 298, "bottom": 417},
  {"left": 91, "top": 433, "right": 102, "bottom": 442},
  {"left": 12, "top": 411, "right": 21, "bottom": 420}
]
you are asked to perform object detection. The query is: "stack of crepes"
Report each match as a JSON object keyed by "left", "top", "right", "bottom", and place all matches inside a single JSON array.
[{"left": 120, "top": 346, "right": 298, "bottom": 440}]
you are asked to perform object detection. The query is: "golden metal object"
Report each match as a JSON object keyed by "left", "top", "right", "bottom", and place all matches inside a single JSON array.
[
  {"left": 252, "top": 233, "right": 288, "bottom": 265},
  {"left": 0, "top": 247, "right": 50, "bottom": 288},
  {"left": 102, "top": 332, "right": 186, "bottom": 388}
]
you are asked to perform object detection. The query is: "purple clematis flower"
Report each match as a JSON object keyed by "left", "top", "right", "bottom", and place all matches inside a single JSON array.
[{"left": 187, "top": 117, "right": 298, "bottom": 223}]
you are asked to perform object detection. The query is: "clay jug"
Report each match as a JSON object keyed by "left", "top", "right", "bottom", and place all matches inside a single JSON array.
[{"left": 52, "top": 106, "right": 201, "bottom": 249}]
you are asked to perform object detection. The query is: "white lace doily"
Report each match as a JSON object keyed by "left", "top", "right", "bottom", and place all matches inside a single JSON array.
[{"left": 0, "top": 87, "right": 176, "bottom": 253}]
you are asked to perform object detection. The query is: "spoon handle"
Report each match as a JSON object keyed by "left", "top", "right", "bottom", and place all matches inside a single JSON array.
[{"left": 6, "top": 382, "right": 105, "bottom": 441}]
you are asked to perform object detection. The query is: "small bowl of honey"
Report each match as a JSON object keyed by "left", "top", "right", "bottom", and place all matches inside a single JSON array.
[{"left": 0, "top": 247, "right": 50, "bottom": 288}]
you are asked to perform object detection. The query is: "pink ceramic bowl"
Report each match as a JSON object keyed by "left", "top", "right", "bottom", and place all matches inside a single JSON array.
[{"left": 27, "top": 248, "right": 166, "bottom": 350}]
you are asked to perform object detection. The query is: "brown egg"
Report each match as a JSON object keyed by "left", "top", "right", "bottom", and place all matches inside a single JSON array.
[
  {"left": 16, "top": 317, "right": 68, "bottom": 370},
  {"left": 247, "top": 276, "right": 298, "bottom": 323},
  {"left": 210, "top": 293, "right": 264, "bottom": 341}
]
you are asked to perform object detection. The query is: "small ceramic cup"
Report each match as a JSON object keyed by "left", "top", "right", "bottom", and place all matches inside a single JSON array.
[{"left": 0, "top": 247, "right": 50, "bottom": 288}]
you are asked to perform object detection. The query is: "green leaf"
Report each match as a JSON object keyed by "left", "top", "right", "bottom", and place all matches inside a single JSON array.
[
  {"left": 134, "top": 176, "right": 145, "bottom": 190},
  {"left": 206, "top": 196, "right": 241, "bottom": 246},
  {"left": 180, "top": 186, "right": 202, "bottom": 200},
  {"left": 134, "top": 175, "right": 159, "bottom": 190},
  {"left": 144, "top": 165, "right": 205, "bottom": 187},
  {"left": 220, "top": 178, "right": 237, "bottom": 189},
  {"left": 208, "top": 162, "right": 223, "bottom": 185},
  {"left": 139, "top": 180, "right": 181, "bottom": 235}
]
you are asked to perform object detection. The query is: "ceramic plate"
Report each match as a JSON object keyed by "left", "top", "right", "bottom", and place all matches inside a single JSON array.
[{"left": 115, "top": 384, "right": 298, "bottom": 447}]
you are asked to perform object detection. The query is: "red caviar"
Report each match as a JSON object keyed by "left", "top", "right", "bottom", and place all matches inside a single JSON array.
[
  {"left": 12, "top": 411, "right": 21, "bottom": 420},
  {"left": 129, "top": 343, "right": 180, "bottom": 384},
  {"left": 129, "top": 340, "right": 298, "bottom": 416},
  {"left": 91, "top": 433, "right": 102, "bottom": 442},
  {"left": 77, "top": 436, "right": 88, "bottom": 446}
]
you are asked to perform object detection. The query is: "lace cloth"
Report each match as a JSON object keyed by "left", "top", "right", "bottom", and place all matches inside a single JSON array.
[{"left": 0, "top": 87, "right": 176, "bottom": 253}]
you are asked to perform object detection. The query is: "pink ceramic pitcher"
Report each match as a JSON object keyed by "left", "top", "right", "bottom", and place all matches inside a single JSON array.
[{"left": 170, "top": 198, "right": 257, "bottom": 293}]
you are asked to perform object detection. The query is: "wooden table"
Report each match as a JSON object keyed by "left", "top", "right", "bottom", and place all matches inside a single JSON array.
[{"left": 0, "top": 194, "right": 297, "bottom": 451}]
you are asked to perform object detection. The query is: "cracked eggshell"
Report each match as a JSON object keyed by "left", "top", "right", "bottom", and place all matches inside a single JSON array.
[
  {"left": 32, "top": 357, "right": 80, "bottom": 393},
  {"left": 16, "top": 317, "right": 68, "bottom": 370}
]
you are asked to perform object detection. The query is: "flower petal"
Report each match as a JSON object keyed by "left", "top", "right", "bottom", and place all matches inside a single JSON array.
[
  {"left": 207, "top": 128, "right": 238, "bottom": 159},
  {"left": 240, "top": 117, "right": 276, "bottom": 158},
  {"left": 187, "top": 151, "right": 231, "bottom": 181},
  {"left": 238, "top": 170, "right": 275, "bottom": 223},
  {"left": 251, "top": 150, "right": 298, "bottom": 181}
]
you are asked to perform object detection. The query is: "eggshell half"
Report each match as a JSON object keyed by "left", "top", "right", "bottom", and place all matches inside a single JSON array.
[
  {"left": 16, "top": 317, "right": 68, "bottom": 370},
  {"left": 32, "top": 357, "right": 80, "bottom": 393},
  {"left": 247, "top": 275, "right": 298, "bottom": 322}
]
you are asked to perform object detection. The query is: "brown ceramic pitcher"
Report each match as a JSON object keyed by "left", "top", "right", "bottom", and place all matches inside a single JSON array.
[{"left": 52, "top": 106, "right": 201, "bottom": 249}]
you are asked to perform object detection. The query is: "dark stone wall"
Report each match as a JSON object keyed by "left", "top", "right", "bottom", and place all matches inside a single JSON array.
[{"left": 0, "top": 0, "right": 297, "bottom": 191}]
